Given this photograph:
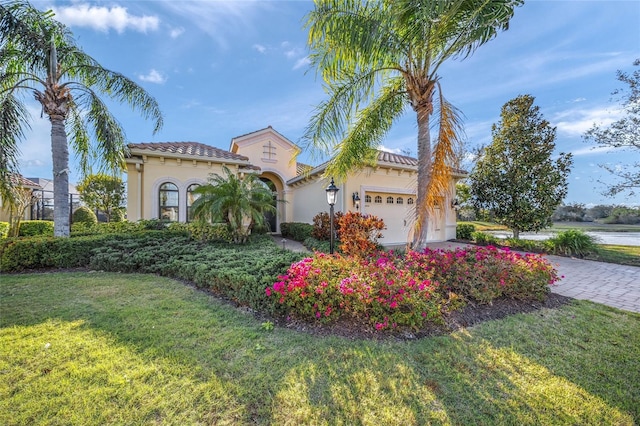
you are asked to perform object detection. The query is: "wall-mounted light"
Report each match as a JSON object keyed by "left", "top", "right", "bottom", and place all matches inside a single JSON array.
[
  {"left": 451, "top": 198, "right": 460, "bottom": 210},
  {"left": 352, "top": 192, "right": 360, "bottom": 210}
]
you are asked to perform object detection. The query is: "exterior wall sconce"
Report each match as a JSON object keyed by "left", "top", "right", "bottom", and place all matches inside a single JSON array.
[
  {"left": 451, "top": 198, "right": 460, "bottom": 210},
  {"left": 352, "top": 192, "right": 360, "bottom": 210},
  {"left": 325, "top": 177, "right": 339, "bottom": 254}
]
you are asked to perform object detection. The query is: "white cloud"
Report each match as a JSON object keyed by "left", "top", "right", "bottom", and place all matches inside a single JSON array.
[
  {"left": 169, "top": 27, "right": 185, "bottom": 39},
  {"left": 138, "top": 69, "right": 167, "bottom": 84},
  {"left": 379, "top": 145, "right": 403, "bottom": 154},
  {"left": 158, "top": 1, "right": 272, "bottom": 48},
  {"left": 52, "top": 4, "right": 159, "bottom": 33},
  {"left": 571, "top": 145, "right": 618, "bottom": 156},
  {"left": 293, "top": 56, "right": 311, "bottom": 71},
  {"left": 253, "top": 44, "right": 267, "bottom": 54},
  {"left": 554, "top": 106, "right": 623, "bottom": 136}
]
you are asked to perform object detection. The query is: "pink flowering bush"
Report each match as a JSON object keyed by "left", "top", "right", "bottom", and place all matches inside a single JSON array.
[
  {"left": 267, "top": 246, "right": 560, "bottom": 331},
  {"left": 409, "top": 246, "right": 559, "bottom": 303},
  {"left": 267, "top": 252, "right": 443, "bottom": 330}
]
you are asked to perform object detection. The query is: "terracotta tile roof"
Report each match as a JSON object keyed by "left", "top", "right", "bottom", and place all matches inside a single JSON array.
[
  {"left": 377, "top": 151, "right": 418, "bottom": 167},
  {"left": 128, "top": 142, "right": 249, "bottom": 162},
  {"left": 296, "top": 162, "right": 313, "bottom": 176},
  {"left": 9, "top": 174, "right": 41, "bottom": 188}
]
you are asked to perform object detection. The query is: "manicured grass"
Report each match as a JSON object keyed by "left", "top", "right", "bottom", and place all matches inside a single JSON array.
[
  {"left": 549, "top": 222, "right": 640, "bottom": 232},
  {"left": 459, "top": 221, "right": 509, "bottom": 231},
  {"left": 588, "top": 244, "right": 640, "bottom": 267},
  {"left": 2, "top": 272, "right": 639, "bottom": 425}
]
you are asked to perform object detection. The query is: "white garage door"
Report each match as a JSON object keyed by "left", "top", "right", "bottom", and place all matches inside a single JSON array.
[{"left": 363, "top": 192, "right": 445, "bottom": 245}]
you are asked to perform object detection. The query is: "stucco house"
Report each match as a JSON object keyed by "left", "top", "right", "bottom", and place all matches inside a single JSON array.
[
  {"left": 0, "top": 175, "right": 41, "bottom": 223},
  {"left": 125, "top": 126, "right": 465, "bottom": 245}
]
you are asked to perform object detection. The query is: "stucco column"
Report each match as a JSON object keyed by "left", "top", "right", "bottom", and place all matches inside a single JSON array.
[{"left": 283, "top": 188, "right": 293, "bottom": 230}]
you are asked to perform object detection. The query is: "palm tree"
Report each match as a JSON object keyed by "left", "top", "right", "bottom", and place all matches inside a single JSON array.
[
  {"left": 0, "top": 0, "right": 163, "bottom": 236},
  {"left": 191, "top": 166, "right": 278, "bottom": 244},
  {"left": 303, "top": 0, "right": 522, "bottom": 248}
]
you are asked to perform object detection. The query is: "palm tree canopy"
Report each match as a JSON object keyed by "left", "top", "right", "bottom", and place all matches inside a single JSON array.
[
  {"left": 303, "top": 0, "right": 521, "bottom": 246},
  {"left": 0, "top": 1, "right": 163, "bottom": 179},
  {"left": 1, "top": 0, "right": 163, "bottom": 236},
  {"left": 191, "top": 167, "right": 278, "bottom": 243}
]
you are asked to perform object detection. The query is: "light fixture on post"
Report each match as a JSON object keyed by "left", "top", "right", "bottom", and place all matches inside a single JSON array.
[
  {"left": 325, "top": 177, "right": 339, "bottom": 254},
  {"left": 352, "top": 192, "right": 360, "bottom": 210}
]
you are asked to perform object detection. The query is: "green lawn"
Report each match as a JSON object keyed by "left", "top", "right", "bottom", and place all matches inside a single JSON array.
[
  {"left": 1, "top": 272, "right": 639, "bottom": 425},
  {"left": 589, "top": 245, "right": 640, "bottom": 267}
]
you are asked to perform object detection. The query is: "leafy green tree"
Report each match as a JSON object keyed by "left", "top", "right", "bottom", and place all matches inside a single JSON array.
[
  {"left": 190, "top": 167, "right": 278, "bottom": 244},
  {"left": 303, "top": 0, "right": 522, "bottom": 248},
  {"left": 583, "top": 59, "right": 639, "bottom": 198},
  {"left": 76, "top": 173, "right": 125, "bottom": 222},
  {"left": 0, "top": 0, "right": 162, "bottom": 236},
  {"left": 470, "top": 94, "right": 573, "bottom": 238}
]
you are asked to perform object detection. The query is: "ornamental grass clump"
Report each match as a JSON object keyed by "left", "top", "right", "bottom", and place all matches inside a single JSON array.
[{"left": 268, "top": 246, "right": 560, "bottom": 331}]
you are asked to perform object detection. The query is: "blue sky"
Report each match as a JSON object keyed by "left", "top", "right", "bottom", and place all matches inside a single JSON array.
[{"left": 17, "top": 0, "right": 640, "bottom": 206}]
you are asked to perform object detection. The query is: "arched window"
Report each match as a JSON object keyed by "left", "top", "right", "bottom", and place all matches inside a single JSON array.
[
  {"left": 374, "top": 195, "right": 382, "bottom": 204},
  {"left": 159, "top": 182, "right": 179, "bottom": 221},
  {"left": 186, "top": 184, "right": 200, "bottom": 222},
  {"left": 365, "top": 195, "right": 372, "bottom": 203},
  {"left": 407, "top": 197, "right": 414, "bottom": 205},
  {"left": 396, "top": 197, "right": 404, "bottom": 205},
  {"left": 386, "top": 196, "right": 394, "bottom": 204}
]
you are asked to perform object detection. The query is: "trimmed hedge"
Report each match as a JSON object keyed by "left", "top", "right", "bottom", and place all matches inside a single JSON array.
[
  {"left": 0, "top": 234, "right": 117, "bottom": 271},
  {"left": 72, "top": 206, "right": 98, "bottom": 225},
  {"left": 280, "top": 222, "right": 313, "bottom": 241},
  {"left": 18, "top": 221, "right": 54, "bottom": 237},
  {"left": 1, "top": 231, "right": 304, "bottom": 314}
]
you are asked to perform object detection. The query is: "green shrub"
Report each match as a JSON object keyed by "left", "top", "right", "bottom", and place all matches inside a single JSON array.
[
  {"left": 546, "top": 229, "right": 599, "bottom": 258},
  {"left": 72, "top": 206, "right": 98, "bottom": 225},
  {"left": 18, "top": 221, "right": 54, "bottom": 237},
  {"left": 0, "top": 222, "right": 9, "bottom": 239},
  {"left": 89, "top": 233, "right": 303, "bottom": 313},
  {"left": 471, "top": 231, "right": 500, "bottom": 246},
  {"left": 303, "top": 236, "right": 335, "bottom": 254},
  {"left": 71, "top": 221, "right": 146, "bottom": 236},
  {"left": 138, "top": 218, "right": 171, "bottom": 230},
  {"left": 168, "top": 222, "right": 231, "bottom": 242},
  {"left": 456, "top": 223, "right": 476, "bottom": 240},
  {"left": 504, "top": 238, "right": 545, "bottom": 253},
  {"left": 0, "top": 234, "right": 118, "bottom": 272},
  {"left": 111, "top": 208, "right": 126, "bottom": 222},
  {"left": 280, "top": 222, "right": 313, "bottom": 241}
]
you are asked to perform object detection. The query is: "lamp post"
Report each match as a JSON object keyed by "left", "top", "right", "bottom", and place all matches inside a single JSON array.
[{"left": 325, "top": 177, "right": 339, "bottom": 254}]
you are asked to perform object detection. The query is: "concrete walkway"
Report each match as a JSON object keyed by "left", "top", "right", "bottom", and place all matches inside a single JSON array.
[{"left": 274, "top": 236, "right": 640, "bottom": 314}]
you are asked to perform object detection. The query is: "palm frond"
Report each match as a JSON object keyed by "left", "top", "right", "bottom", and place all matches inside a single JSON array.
[
  {"left": 0, "top": 91, "right": 29, "bottom": 202},
  {"left": 325, "top": 76, "right": 407, "bottom": 180},
  {"left": 416, "top": 84, "right": 465, "bottom": 231}
]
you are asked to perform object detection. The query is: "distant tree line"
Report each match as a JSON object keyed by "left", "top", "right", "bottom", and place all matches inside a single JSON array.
[{"left": 552, "top": 204, "right": 640, "bottom": 225}]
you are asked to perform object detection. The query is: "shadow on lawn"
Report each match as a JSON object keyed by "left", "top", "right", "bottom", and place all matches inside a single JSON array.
[{"left": 1, "top": 272, "right": 638, "bottom": 425}]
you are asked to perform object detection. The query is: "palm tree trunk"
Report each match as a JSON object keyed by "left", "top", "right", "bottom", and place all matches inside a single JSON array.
[
  {"left": 50, "top": 115, "right": 70, "bottom": 237},
  {"left": 413, "top": 108, "right": 432, "bottom": 249}
]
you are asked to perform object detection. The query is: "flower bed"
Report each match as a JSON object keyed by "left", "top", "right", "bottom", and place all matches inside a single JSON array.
[{"left": 267, "top": 246, "right": 560, "bottom": 331}]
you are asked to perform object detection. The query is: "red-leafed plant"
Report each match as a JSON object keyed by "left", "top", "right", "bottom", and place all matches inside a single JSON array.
[{"left": 336, "top": 212, "right": 385, "bottom": 257}]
